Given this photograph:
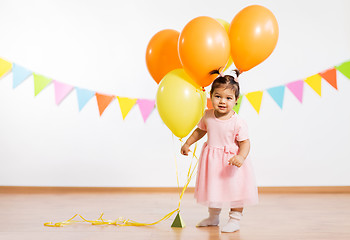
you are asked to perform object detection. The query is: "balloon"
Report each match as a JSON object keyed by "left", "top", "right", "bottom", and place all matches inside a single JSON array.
[
  {"left": 146, "top": 29, "right": 182, "bottom": 84},
  {"left": 178, "top": 16, "right": 230, "bottom": 87},
  {"left": 229, "top": 5, "right": 279, "bottom": 72},
  {"left": 156, "top": 69, "right": 206, "bottom": 138},
  {"left": 216, "top": 18, "right": 234, "bottom": 72}
]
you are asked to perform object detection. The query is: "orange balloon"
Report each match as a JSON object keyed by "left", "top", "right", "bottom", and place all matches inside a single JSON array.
[
  {"left": 216, "top": 18, "right": 234, "bottom": 72},
  {"left": 146, "top": 29, "right": 182, "bottom": 84},
  {"left": 179, "top": 16, "right": 230, "bottom": 87},
  {"left": 229, "top": 5, "right": 279, "bottom": 72}
]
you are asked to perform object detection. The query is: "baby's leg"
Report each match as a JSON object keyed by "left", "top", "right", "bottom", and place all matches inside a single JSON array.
[
  {"left": 196, "top": 208, "right": 221, "bottom": 227},
  {"left": 221, "top": 208, "right": 243, "bottom": 233}
]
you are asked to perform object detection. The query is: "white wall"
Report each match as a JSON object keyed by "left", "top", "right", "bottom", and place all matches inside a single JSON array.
[{"left": 0, "top": 0, "right": 349, "bottom": 187}]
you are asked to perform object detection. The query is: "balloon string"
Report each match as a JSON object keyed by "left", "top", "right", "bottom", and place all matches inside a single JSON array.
[
  {"left": 44, "top": 138, "right": 199, "bottom": 227},
  {"left": 173, "top": 134, "right": 181, "bottom": 199}
]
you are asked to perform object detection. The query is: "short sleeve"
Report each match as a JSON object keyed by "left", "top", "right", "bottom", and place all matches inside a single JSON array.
[
  {"left": 236, "top": 118, "right": 249, "bottom": 141},
  {"left": 197, "top": 111, "right": 208, "bottom": 131}
]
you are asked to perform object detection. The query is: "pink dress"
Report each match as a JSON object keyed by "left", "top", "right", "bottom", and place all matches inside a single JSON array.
[{"left": 194, "top": 109, "right": 259, "bottom": 208}]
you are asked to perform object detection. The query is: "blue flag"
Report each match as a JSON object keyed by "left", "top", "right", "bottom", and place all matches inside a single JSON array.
[
  {"left": 75, "top": 87, "right": 95, "bottom": 111},
  {"left": 267, "top": 86, "right": 285, "bottom": 109},
  {"left": 12, "top": 63, "right": 32, "bottom": 88}
]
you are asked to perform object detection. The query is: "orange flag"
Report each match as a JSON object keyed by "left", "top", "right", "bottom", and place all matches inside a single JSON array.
[
  {"left": 319, "top": 68, "right": 337, "bottom": 90},
  {"left": 95, "top": 93, "right": 114, "bottom": 116},
  {"left": 206, "top": 98, "right": 213, "bottom": 109}
]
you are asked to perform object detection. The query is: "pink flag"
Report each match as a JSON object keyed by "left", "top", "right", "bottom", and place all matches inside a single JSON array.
[
  {"left": 137, "top": 99, "right": 155, "bottom": 122},
  {"left": 286, "top": 80, "right": 304, "bottom": 103},
  {"left": 53, "top": 80, "right": 74, "bottom": 105}
]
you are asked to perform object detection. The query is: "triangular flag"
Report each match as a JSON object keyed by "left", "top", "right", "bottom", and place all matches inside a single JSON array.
[
  {"left": 53, "top": 80, "right": 73, "bottom": 105},
  {"left": 76, "top": 87, "right": 95, "bottom": 111},
  {"left": 335, "top": 60, "right": 350, "bottom": 79},
  {"left": 33, "top": 73, "right": 52, "bottom": 96},
  {"left": 137, "top": 99, "right": 155, "bottom": 122},
  {"left": 286, "top": 80, "right": 304, "bottom": 103},
  {"left": 117, "top": 97, "right": 137, "bottom": 120},
  {"left": 207, "top": 98, "right": 213, "bottom": 109},
  {"left": 171, "top": 212, "right": 186, "bottom": 228},
  {"left": 245, "top": 91, "right": 263, "bottom": 114},
  {"left": 319, "top": 68, "right": 337, "bottom": 90},
  {"left": 12, "top": 63, "right": 32, "bottom": 88},
  {"left": 233, "top": 95, "right": 243, "bottom": 113},
  {"left": 0, "top": 58, "right": 12, "bottom": 78},
  {"left": 96, "top": 93, "right": 114, "bottom": 116},
  {"left": 267, "top": 86, "right": 285, "bottom": 109},
  {"left": 305, "top": 74, "right": 322, "bottom": 96}
]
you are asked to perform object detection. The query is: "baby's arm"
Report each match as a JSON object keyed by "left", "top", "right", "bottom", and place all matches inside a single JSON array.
[
  {"left": 228, "top": 139, "right": 250, "bottom": 167},
  {"left": 180, "top": 128, "right": 207, "bottom": 155}
]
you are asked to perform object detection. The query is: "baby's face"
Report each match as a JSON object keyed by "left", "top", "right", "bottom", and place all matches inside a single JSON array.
[{"left": 210, "top": 87, "right": 237, "bottom": 115}]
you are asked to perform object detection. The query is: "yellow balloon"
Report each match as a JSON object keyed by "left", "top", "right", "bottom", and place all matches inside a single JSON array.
[
  {"left": 216, "top": 18, "right": 234, "bottom": 72},
  {"left": 156, "top": 69, "right": 206, "bottom": 138}
]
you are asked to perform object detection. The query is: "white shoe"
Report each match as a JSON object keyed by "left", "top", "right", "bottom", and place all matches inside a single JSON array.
[
  {"left": 196, "top": 208, "right": 221, "bottom": 227},
  {"left": 221, "top": 211, "right": 242, "bottom": 233}
]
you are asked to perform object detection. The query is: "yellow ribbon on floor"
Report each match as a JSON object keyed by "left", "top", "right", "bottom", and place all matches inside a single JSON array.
[{"left": 44, "top": 141, "right": 199, "bottom": 227}]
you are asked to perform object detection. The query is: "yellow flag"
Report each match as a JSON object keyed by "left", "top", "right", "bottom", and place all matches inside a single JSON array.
[
  {"left": 117, "top": 97, "right": 137, "bottom": 120},
  {"left": 245, "top": 91, "right": 263, "bottom": 114},
  {"left": 0, "top": 58, "right": 12, "bottom": 78},
  {"left": 305, "top": 74, "right": 321, "bottom": 96}
]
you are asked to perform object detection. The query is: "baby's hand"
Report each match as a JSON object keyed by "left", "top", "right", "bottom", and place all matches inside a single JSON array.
[
  {"left": 181, "top": 143, "right": 190, "bottom": 156},
  {"left": 228, "top": 155, "right": 245, "bottom": 168}
]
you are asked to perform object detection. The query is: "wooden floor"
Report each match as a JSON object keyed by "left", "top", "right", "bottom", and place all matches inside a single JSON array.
[{"left": 0, "top": 189, "right": 349, "bottom": 240}]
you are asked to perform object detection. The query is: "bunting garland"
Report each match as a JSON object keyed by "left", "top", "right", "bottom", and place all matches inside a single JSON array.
[{"left": 0, "top": 57, "right": 350, "bottom": 119}]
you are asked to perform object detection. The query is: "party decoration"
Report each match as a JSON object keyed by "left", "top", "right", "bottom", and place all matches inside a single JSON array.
[
  {"left": 335, "top": 60, "right": 350, "bottom": 79},
  {"left": 96, "top": 93, "right": 114, "bottom": 116},
  {"left": 171, "top": 212, "right": 186, "bottom": 228},
  {"left": 305, "top": 74, "right": 322, "bottom": 96},
  {"left": 75, "top": 87, "right": 96, "bottom": 111},
  {"left": 267, "top": 86, "right": 285, "bottom": 109},
  {"left": 216, "top": 19, "right": 234, "bottom": 72},
  {"left": 156, "top": 69, "right": 206, "bottom": 138},
  {"left": 319, "top": 68, "right": 337, "bottom": 90},
  {"left": 1, "top": 57, "right": 349, "bottom": 118},
  {"left": 53, "top": 80, "right": 73, "bottom": 105},
  {"left": 206, "top": 98, "right": 213, "bottom": 109},
  {"left": 117, "top": 97, "right": 137, "bottom": 120},
  {"left": 0, "top": 58, "right": 12, "bottom": 78},
  {"left": 137, "top": 99, "right": 155, "bottom": 122},
  {"left": 146, "top": 29, "right": 182, "bottom": 84},
  {"left": 245, "top": 91, "right": 263, "bottom": 114},
  {"left": 12, "top": 63, "right": 32, "bottom": 88},
  {"left": 286, "top": 80, "right": 304, "bottom": 103},
  {"left": 33, "top": 73, "right": 52, "bottom": 96},
  {"left": 178, "top": 16, "right": 230, "bottom": 87},
  {"left": 233, "top": 95, "right": 243, "bottom": 113},
  {"left": 229, "top": 5, "right": 279, "bottom": 72}
]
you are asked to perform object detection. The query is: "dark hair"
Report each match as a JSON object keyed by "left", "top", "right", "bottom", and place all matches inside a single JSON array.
[{"left": 209, "top": 69, "right": 240, "bottom": 100}]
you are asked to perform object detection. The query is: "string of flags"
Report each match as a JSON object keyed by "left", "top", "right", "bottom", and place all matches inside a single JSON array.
[
  {"left": 0, "top": 57, "right": 350, "bottom": 120},
  {"left": 209, "top": 60, "right": 350, "bottom": 114},
  {"left": 0, "top": 58, "right": 156, "bottom": 122}
]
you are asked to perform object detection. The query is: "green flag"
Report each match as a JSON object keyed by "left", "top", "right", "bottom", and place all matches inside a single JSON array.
[{"left": 33, "top": 73, "right": 52, "bottom": 96}]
